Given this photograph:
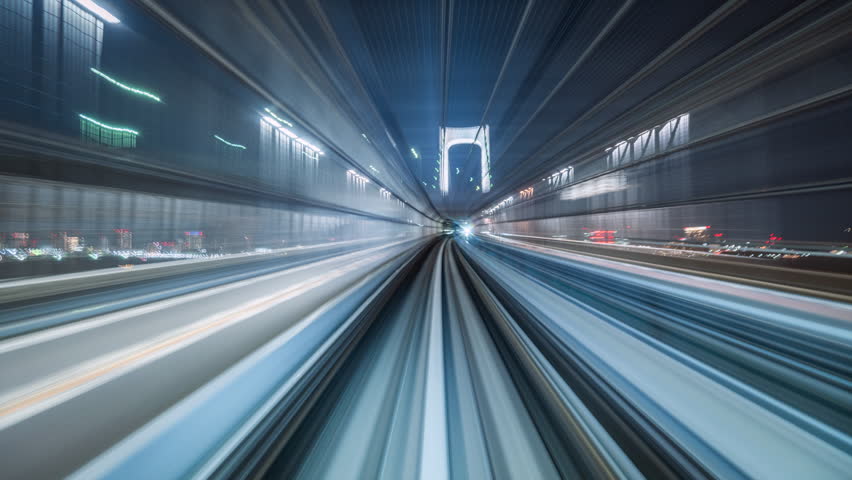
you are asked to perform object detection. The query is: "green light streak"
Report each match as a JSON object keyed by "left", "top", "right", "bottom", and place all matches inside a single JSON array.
[
  {"left": 214, "top": 134, "right": 246, "bottom": 150},
  {"left": 91, "top": 68, "right": 161, "bottom": 102},
  {"left": 264, "top": 108, "right": 293, "bottom": 127},
  {"left": 79, "top": 114, "right": 139, "bottom": 135}
]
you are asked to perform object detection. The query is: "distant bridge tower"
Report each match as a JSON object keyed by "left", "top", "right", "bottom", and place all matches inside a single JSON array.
[{"left": 439, "top": 125, "right": 491, "bottom": 195}]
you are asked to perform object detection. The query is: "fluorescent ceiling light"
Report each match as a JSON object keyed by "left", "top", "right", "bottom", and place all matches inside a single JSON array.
[{"left": 75, "top": 0, "right": 120, "bottom": 23}]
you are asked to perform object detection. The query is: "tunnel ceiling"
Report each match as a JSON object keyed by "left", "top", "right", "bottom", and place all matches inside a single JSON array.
[{"left": 317, "top": 0, "right": 801, "bottom": 220}]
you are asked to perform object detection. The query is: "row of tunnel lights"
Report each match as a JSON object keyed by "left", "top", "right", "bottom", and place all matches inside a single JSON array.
[
  {"left": 484, "top": 114, "right": 683, "bottom": 215},
  {"left": 83, "top": 0, "right": 429, "bottom": 208},
  {"left": 80, "top": 67, "right": 257, "bottom": 152},
  {"left": 73, "top": 2, "right": 325, "bottom": 157},
  {"left": 85, "top": 67, "right": 322, "bottom": 155},
  {"left": 83, "top": 0, "right": 487, "bottom": 208},
  {"left": 83, "top": 0, "right": 466, "bottom": 193},
  {"left": 74, "top": 0, "right": 411, "bottom": 210},
  {"left": 483, "top": 167, "right": 572, "bottom": 216},
  {"left": 483, "top": 114, "right": 685, "bottom": 216},
  {"left": 261, "top": 110, "right": 324, "bottom": 155}
]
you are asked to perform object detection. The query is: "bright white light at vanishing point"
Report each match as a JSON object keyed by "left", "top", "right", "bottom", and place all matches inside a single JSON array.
[
  {"left": 75, "top": 0, "right": 120, "bottom": 23},
  {"left": 461, "top": 226, "right": 473, "bottom": 237}
]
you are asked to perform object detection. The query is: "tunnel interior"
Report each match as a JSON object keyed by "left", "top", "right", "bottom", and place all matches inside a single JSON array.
[{"left": 0, "top": 0, "right": 851, "bottom": 479}]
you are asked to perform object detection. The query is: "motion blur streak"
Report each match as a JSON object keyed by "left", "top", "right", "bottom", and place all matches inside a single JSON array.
[{"left": 0, "top": 0, "right": 850, "bottom": 479}]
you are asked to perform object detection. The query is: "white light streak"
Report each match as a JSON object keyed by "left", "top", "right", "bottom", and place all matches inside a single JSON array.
[
  {"left": 347, "top": 169, "right": 370, "bottom": 183},
  {"left": 74, "top": 0, "right": 120, "bottom": 23},
  {"left": 91, "top": 69, "right": 160, "bottom": 102},
  {"left": 261, "top": 115, "right": 323, "bottom": 154},
  {"left": 278, "top": 127, "right": 298, "bottom": 139},
  {"left": 263, "top": 108, "right": 293, "bottom": 127},
  {"left": 213, "top": 135, "right": 246, "bottom": 150},
  {"left": 79, "top": 114, "right": 138, "bottom": 135},
  {"left": 300, "top": 141, "right": 321, "bottom": 153},
  {"left": 262, "top": 116, "right": 282, "bottom": 129}
]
